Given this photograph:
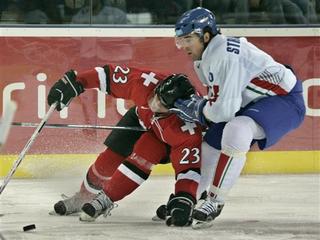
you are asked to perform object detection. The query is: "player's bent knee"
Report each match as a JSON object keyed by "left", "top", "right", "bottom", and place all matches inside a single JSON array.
[{"left": 222, "top": 116, "right": 256, "bottom": 153}]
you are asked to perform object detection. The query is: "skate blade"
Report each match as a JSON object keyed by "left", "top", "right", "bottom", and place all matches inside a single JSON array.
[
  {"left": 79, "top": 212, "right": 96, "bottom": 222},
  {"left": 151, "top": 215, "right": 165, "bottom": 221},
  {"left": 191, "top": 220, "right": 214, "bottom": 230},
  {"left": 49, "top": 211, "right": 80, "bottom": 216}
]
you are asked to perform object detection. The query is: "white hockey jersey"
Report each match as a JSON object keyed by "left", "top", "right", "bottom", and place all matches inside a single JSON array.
[{"left": 194, "top": 34, "right": 297, "bottom": 123}]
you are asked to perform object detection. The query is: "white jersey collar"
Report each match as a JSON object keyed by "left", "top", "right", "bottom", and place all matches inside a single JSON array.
[
  {"left": 194, "top": 34, "right": 226, "bottom": 68},
  {"left": 202, "top": 34, "right": 226, "bottom": 60}
]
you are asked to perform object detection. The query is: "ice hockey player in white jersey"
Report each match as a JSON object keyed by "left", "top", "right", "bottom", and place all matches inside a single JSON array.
[{"left": 171, "top": 7, "right": 306, "bottom": 229}]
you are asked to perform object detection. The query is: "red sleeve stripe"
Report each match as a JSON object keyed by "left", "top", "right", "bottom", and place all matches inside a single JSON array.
[{"left": 251, "top": 78, "right": 288, "bottom": 95}]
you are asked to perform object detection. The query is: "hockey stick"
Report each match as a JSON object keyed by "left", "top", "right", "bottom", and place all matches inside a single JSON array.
[
  {"left": 0, "top": 102, "right": 57, "bottom": 195},
  {"left": 12, "top": 122, "right": 147, "bottom": 132}
]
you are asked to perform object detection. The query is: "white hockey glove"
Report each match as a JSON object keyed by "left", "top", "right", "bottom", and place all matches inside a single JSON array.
[{"left": 47, "top": 70, "right": 84, "bottom": 111}]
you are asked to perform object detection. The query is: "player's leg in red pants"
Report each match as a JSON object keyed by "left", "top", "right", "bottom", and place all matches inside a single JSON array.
[
  {"left": 102, "top": 131, "right": 167, "bottom": 202},
  {"left": 79, "top": 148, "right": 126, "bottom": 197},
  {"left": 79, "top": 107, "right": 145, "bottom": 198}
]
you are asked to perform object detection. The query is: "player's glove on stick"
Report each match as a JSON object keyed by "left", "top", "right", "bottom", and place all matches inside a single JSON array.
[
  {"left": 47, "top": 70, "right": 84, "bottom": 111},
  {"left": 165, "top": 192, "right": 195, "bottom": 227},
  {"left": 170, "top": 94, "right": 207, "bottom": 125}
]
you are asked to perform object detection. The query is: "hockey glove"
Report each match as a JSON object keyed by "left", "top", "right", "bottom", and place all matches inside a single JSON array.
[
  {"left": 170, "top": 94, "right": 207, "bottom": 125},
  {"left": 47, "top": 70, "right": 84, "bottom": 111},
  {"left": 166, "top": 192, "right": 195, "bottom": 227}
]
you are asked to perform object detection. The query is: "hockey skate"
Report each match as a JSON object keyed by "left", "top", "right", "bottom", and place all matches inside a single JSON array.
[
  {"left": 151, "top": 193, "right": 175, "bottom": 221},
  {"left": 192, "top": 198, "right": 224, "bottom": 229},
  {"left": 52, "top": 192, "right": 94, "bottom": 216},
  {"left": 152, "top": 191, "right": 207, "bottom": 222},
  {"left": 79, "top": 191, "right": 116, "bottom": 222},
  {"left": 152, "top": 204, "right": 167, "bottom": 221}
]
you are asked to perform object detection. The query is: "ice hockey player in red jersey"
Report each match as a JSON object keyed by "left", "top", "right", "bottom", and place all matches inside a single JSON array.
[{"left": 47, "top": 65, "right": 203, "bottom": 226}]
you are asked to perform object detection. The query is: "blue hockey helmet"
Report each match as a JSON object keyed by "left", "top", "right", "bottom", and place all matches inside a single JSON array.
[{"left": 175, "top": 7, "right": 218, "bottom": 37}]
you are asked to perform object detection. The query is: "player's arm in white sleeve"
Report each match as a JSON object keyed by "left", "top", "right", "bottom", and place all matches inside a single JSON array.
[
  {"left": 171, "top": 57, "right": 244, "bottom": 125},
  {"left": 0, "top": 101, "right": 17, "bottom": 149},
  {"left": 202, "top": 59, "right": 244, "bottom": 123}
]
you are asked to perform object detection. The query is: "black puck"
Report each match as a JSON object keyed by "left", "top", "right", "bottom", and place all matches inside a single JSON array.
[{"left": 23, "top": 224, "right": 36, "bottom": 231}]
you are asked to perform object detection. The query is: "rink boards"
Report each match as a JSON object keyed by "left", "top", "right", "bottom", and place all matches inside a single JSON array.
[
  {"left": 0, "top": 27, "right": 319, "bottom": 177},
  {"left": 0, "top": 151, "right": 319, "bottom": 178}
]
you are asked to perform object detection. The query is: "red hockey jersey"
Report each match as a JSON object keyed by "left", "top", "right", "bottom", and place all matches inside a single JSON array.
[{"left": 77, "top": 64, "right": 203, "bottom": 199}]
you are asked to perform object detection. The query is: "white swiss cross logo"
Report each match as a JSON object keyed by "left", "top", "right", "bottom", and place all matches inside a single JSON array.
[
  {"left": 181, "top": 122, "right": 197, "bottom": 135},
  {"left": 141, "top": 72, "right": 159, "bottom": 86}
]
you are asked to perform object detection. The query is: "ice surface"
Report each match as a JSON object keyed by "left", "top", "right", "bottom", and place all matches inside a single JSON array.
[{"left": 0, "top": 175, "right": 319, "bottom": 240}]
